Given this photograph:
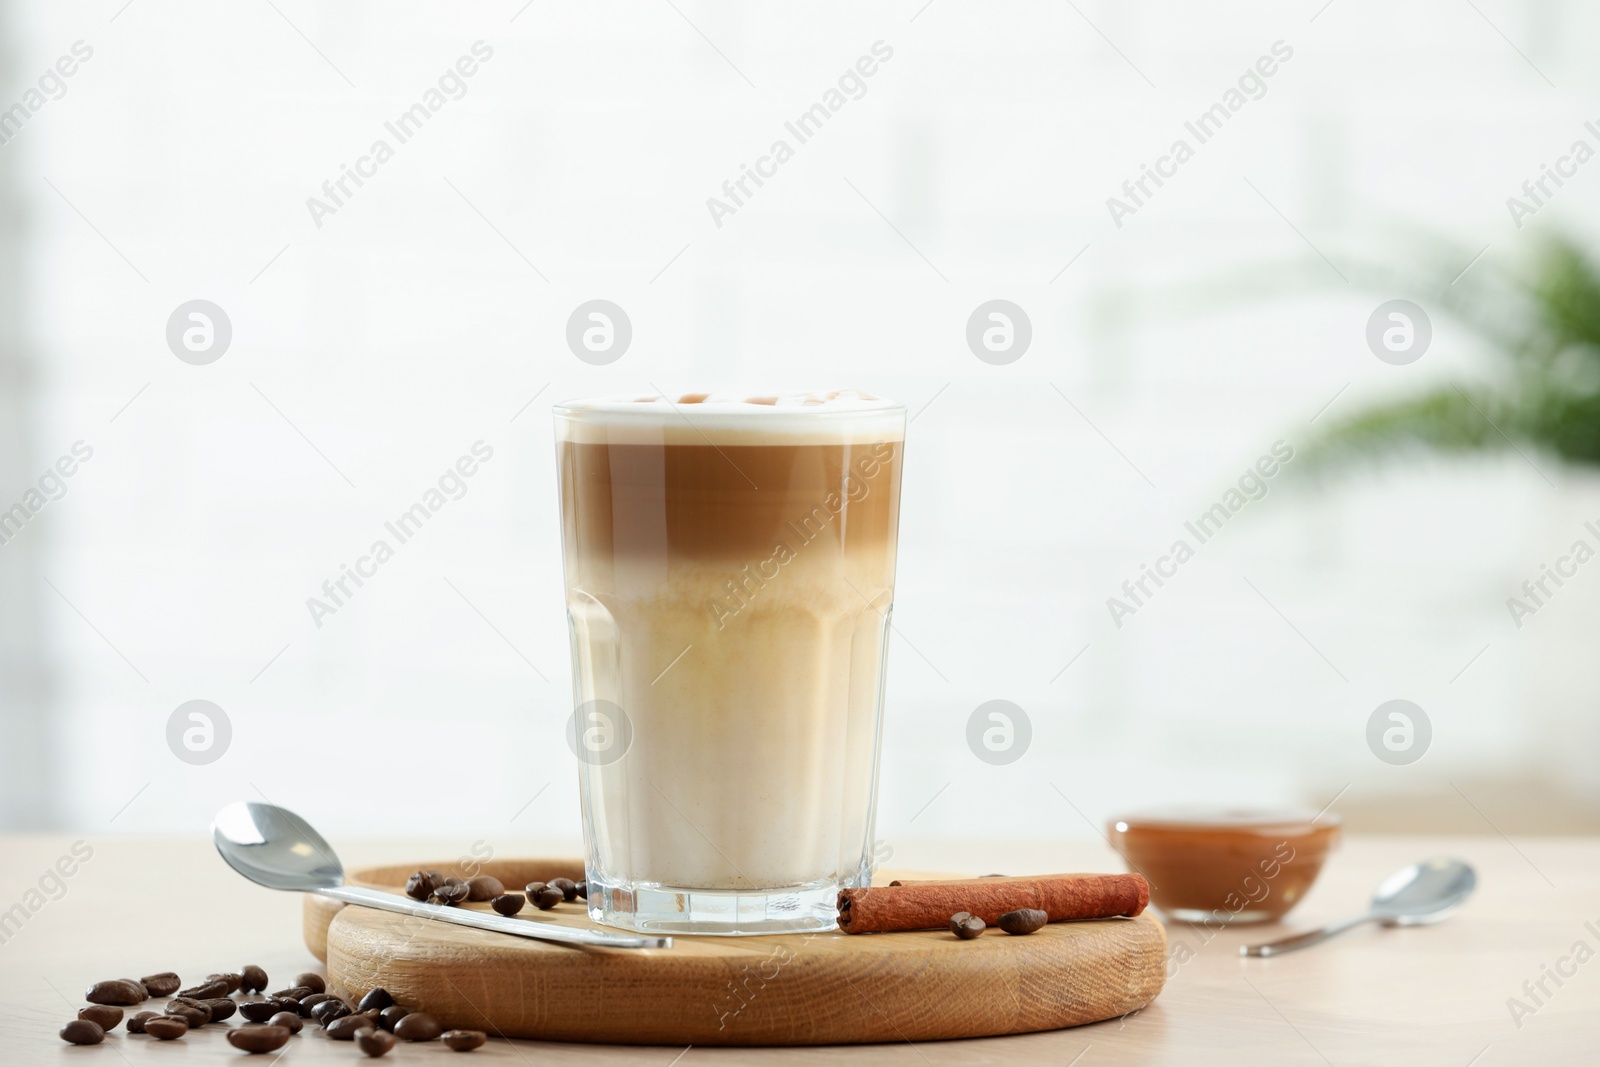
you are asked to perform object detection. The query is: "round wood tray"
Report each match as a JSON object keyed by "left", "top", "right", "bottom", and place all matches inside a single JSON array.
[{"left": 303, "top": 858, "right": 1166, "bottom": 1046}]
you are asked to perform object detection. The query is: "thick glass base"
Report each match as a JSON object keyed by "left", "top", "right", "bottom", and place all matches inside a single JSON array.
[
  {"left": 587, "top": 876, "right": 842, "bottom": 936},
  {"left": 1166, "top": 906, "right": 1277, "bottom": 925}
]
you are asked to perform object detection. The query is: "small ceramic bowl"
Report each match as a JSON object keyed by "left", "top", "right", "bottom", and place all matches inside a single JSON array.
[{"left": 1107, "top": 808, "right": 1341, "bottom": 924}]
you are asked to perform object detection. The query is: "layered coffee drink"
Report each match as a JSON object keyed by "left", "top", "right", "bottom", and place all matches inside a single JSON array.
[{"left": 554, "top": 391, "right": 905, "bottom": 934}]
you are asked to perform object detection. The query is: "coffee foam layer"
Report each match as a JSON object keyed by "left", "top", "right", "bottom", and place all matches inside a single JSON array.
[{"left": 555, "top": 390, "right": 904, "bottom": 445}]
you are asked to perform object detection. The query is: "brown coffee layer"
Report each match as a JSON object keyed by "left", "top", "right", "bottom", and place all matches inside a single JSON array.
[{"left": 559, "top": 441, "right": 902, "bottom": 563}]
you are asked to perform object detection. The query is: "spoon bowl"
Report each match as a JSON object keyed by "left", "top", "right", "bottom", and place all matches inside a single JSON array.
[{"left": 211, "top": 801, "right": 670, "bottom": 950}]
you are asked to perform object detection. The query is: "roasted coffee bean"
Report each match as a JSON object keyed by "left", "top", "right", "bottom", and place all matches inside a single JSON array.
[
  {"left": 311, "top": 998, "right": 351, "bottom": 1027},
  {"left": 405, "top": 870, "right": 436, "bottom": 901},
  {"left": 202, "top": 997, "right": 237, "bottom": 1021},
  {"left": 239, "top": 964, "right": 269, "bottom": 993},
  {"left": 377, "top": 1005, "right": 411, "bottom": 1032},
  {"left": 549, "top": 877, "right": 579, "bottom": 902},
  {"left": 295, "top": 971, "right": 327, "bottom": 994},
  {"left": 490, "top": 892, "right": 525, "bottom": 916},
  {"left": 177, "top": 979, "right": 229, "bottom": 1000},
  {"left": 357, "top": 1028, "right": 397, "bottom": 1057},
  {"left": 357, "top": 987, "right": 395, "bottom": 1013},
  {"left": 393, "top": 1012, "right": 442, "bottom": 1041},
  {"left": 140, "top": 972, "right": 181, "bottom": 997},
  {"left": 534, "top": 885, "right": 564, "bottom": 910},
  {"left": 574, "top": 880, "right": 587, "bottom": 900},
  {"left": 328, "top": 1014, "right": 377, "bottom": 1040},
  {"left": 60, "top": 1020, "right": 105, "bottom": 1045},
  {"left": 442, "top": 1029, "right": 488, "bottom": 1051},
  {"left": 997, "top": 908, "right": 1048, "bottom": 935},
  {"left": 432, "top": 883, "right": 470, "bottom": 905},
  {"left": 465, "top": 874, "right": 505, "bottom": 902},
  {"left": 298, "top": 992, "right": 336, "bottom": 1016},
  {"left": 441, "top": 875, "right": 466, "bottom": 888},
  {"left": 523, "top": 881, "right": 546, "bottom": 897},
  {"left": 949, "top": 912, "right": 985, "bottom": 940},
  {"left": 164, "top": 999, "right": 210, "bottom": 1027},
  {"left": 979, "top": 873, "right": 1008, "bottom": 878},
  {"left": 268, "top": 1010, "right": 302, "bottom": 1034},
  {"left": 143, "top": 1016, "right": 189, "bottom": 1040},
  {"left": 78, "top": 1005, "right": 124, "bottom": 1031},
  {"left": 226, "top": 1025, "right": 291, "bottom": 1054},
  {"left": 86, "top": 978, "right": 145, "bottom": 1006},
  {"left": 126, "top": 1010, "right": 159, "bottom": 1034},
  {"left": 270, "top": 984, "right": 313, "bottom": 1001},
  {"left": 239, "top": 999, "right": 288, "bottom": 1023},
  {"left": 206, "top": 971, "right": 243, "bottom": 994}
]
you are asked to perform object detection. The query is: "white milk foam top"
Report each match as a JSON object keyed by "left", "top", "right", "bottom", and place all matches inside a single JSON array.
[{"left": 554, "top": 390, "right": 905, "bottom": 446}]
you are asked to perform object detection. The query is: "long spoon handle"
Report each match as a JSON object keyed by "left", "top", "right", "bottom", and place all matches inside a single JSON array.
[
  {"left": 316, "top": 885, "right": 671, "bottom": 950},
  {"left": 1240, "top": 913, "right": 1375, "bottom": 957}
]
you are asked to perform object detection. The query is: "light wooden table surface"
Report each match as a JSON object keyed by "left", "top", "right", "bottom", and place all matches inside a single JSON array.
[{"left": 1, "top": 834, "right": 1595, "bottom": 1064}]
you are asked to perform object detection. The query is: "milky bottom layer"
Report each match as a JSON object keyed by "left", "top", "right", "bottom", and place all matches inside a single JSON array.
[{"left": 569, "top": 558, "right": 892, "bottom": 890}]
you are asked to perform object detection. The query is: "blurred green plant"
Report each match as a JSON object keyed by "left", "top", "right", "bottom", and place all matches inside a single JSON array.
[{"left": 1309, "top": 234, "right": 1600, "bottom": 471}]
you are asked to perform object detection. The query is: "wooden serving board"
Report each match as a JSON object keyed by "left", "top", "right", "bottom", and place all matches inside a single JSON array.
[{"left": 303, "top": 858, "right": 1166, "bottom": 1046}]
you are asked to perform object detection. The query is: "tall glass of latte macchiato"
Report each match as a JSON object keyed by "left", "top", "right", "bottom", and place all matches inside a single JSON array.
[{"left": 554, "top": 391, "right": 905, "bottom": 935}]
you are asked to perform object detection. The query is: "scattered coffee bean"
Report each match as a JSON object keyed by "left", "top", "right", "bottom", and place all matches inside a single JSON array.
[
  {"left": 60, "top": 1020, "right": 105, "bottom": 1045},
  {"left": 226, "top": 1025, "right": 291, "bottom": 1054},
  {"left": 311, "top": 998, "right": 351, "bottom": 1027},
  {"left": 358, "top": 987, "right": 395, "bottom": 1013},
  {"left": 78, "top": 1005, "right": 123, "bottom": 1031},
  {"left": 405, "top": 870, "right": 436, "bottom": 901},
  {"left": 949, "top": 912, "right": 986, "bottom": 940},
  {"left": 465, "top": 874, "right": 505, "bottom": 901},
  {"left": 431, "top": 883, "right": 470, "bottom": 906},
  {"left": 85, "top": 978, "right": 145, "bottom": 1006},
  {"left": 202, "top": 997, "right": 237, "bottom": 1022},
  {"left": 143, "top": 1016, "right": 189, "bottom": 1040},
  {"left": 328, "top": 1014, "right": 377, "bottom": 1041},
  {"left": 239, "top": 999, "right": 288, "bottom": 1023},
  {"left": 393, "top": 1012, "right": 442, "bottom": 1041},
  {"left": 997, "top": 908, "right": 1048, "bottom": 935},
  {"left": 239, "top": 964, "right": 269, "bottom": 993},
  {"left": 140, "top": 972, "right": 181, "bottom": 997},
  {"left": 441, "top": 875, "right": 466, "bottom": 888},
  {"left": 164, "top": 999, "right": 210, "bottom": 1027},
  {"left": 490, "top": 892, "right": 525, "bottom": 916},
  {"left": 377, "top": 1005, "right": 411, "bottom": 1032},
  {"left": 979, "top": 873, "right": 1008, "bottom": 878},
  {"left": 523, "top": 880, "right": 546, "bottom": 896},
  {"left": 534, "top": 885, "right": 564, "bottom": 910},
  {"left": 206, "top": 972, "right": 243, "bottom": 994},
  {"left": 295, "top": 971, "right": 327, "bottom": 994},
  {"left": 549, "top": 877, "right": 579, "bottom": 902},
  {"left": 574, "top": 880, "right": 588, "bottom": 900},
  {"left": 177, "top": 979, "right": 229, "bottom": 1000},
  {"left": 268, "top": 1010, "right": 303, "bottom": 1034},
  {"left": 357, "top": 1028, "right": 397, "bottom": 1057},
  {"left": 298, "top": 992, "right": 336, "bottom": 1016},
  {"left": 126, "top": 1010, "right": 159, "bottom": 1034},
  {"left": 442, "top": 1029, "right": 488, "bottom": 1051}
]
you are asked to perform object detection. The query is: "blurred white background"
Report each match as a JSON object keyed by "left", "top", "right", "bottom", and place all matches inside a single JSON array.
[{"left": 2, "top": 0, "right": 1598, "bottom": 850}]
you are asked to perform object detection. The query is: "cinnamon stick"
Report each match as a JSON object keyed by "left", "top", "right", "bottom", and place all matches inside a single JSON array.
[{"left": 837, "top": 873, "right": 1148, "bottom": 934}]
